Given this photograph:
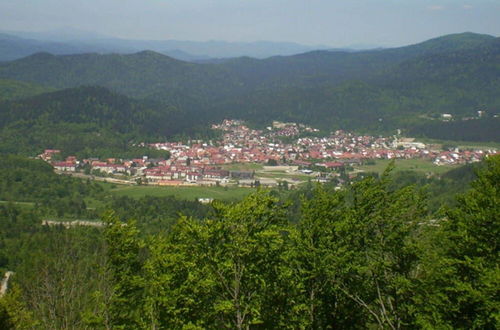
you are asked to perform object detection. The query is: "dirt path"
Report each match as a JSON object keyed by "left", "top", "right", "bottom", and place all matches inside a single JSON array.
[{"left": 0, "top": 271, "right": 14, "bottom": 297}]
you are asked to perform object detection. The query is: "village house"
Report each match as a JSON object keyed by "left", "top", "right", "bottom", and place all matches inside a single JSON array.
[{"left": 52, "top": 161, "right": 76, "bottom": 172}]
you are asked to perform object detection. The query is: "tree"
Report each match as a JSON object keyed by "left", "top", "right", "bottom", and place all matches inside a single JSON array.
[
  {"left": 419, "top": 155, "right": 499, "bottom": 329},
  {"left": 0, "top": 285, "right": 38, "bottom": 329},
  {"left": 103, "top": 212, "right": 147, "bottom": 329},
  {"left": 148, "top": 191, "right": 294, "bottom": 328},
  {"left": 289, "top": 184, "right": 365, "bottom": 328},
  {"left": 332, "top": 165, "right": 428, "bottom": 329},
  {"left": 101, "top": 192, "right": 294, "bottom": 329},
  {"left": 185, "top": 192, "right": 290, "bottom": 329},
  {"left": 267, "top": 159, "right": 278, "bottom": 166},
  {"left": 6, "top": 226, "right": 110, "bottom": 329}
]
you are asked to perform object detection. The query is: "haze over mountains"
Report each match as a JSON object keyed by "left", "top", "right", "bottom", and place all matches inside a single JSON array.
[
  {"left": 0, "top": 28, "right": 335, "bottom": 62},
  {"left": 0, "top": 32, "right": 498, "bottom": 155}
]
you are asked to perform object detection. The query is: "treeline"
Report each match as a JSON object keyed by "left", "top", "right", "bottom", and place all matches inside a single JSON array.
[
  {"left": 108, "top": 195, "right": 211, "bottom": 234},
  {"left": 1, "top": 156, "right": 497, "bottom": 329},
  {"left": 0, "top": 155, "right": 213, "bottom": 221}
]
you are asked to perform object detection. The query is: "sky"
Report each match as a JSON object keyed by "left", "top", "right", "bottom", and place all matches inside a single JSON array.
[{"left": 1, "top": 0, "right": 499, "bottom": 47}]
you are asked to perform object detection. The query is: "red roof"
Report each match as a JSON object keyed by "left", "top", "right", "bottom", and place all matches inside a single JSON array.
[
  {"left": 321, "top": 162, "right": 344, "bottom": 168},
  {"left": 52, "top": 161, "right": 75, "bottom": 167}
]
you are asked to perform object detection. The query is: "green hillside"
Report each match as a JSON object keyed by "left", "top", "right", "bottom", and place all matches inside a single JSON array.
[
  {"left": 0, "top": 79, "right": 53, "bottom": 100},
  {"left": 0, "top": 86, "right": 185, "bottom": 156},
  {"left": 0, "top": 33, "right": 498, "bottom": 141},
  {"left": 378, "top": 37, "right": 500, "bottom": 112},
  {"left": 0, "top": 51, "right": 239, "bottom": 99}
]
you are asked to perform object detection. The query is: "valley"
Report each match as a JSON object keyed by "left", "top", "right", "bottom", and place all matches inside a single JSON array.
[
  {"left": 0, "top": 24, "right": 498, "bottom": 329},
  {"left": 41, "top": 119, "right": 497, "bottom": 190}
]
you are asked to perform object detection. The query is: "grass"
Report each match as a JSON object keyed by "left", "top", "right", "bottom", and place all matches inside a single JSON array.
[
  {"left": 221, "top": 163, "right": 264, "bottom": 171},
  {"left": 84, "top": 197, "right": 107, "bottom": 210},
  {"left": 355, "top": 159, "right": 458, "bottom": 175},
  {"left": 256, "top": 172, "right": 311, "bottom": 181},
  {"left": 0, "top": 200, "right": 36, "bottom": 209},
  {"left": 108, "top": 185, "right": 256, "bottom": 201},
  {"left": 416, "top": 138, "right": 500, "bottom": 150}
]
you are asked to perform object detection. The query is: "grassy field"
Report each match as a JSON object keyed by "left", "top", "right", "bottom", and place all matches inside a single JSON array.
[
  {"left": 256, "top": 171, "right": 311, "bottom": 181},
  {"left": 221, "top": 163, "right": 264, "bottom": 171},
  {"left": 355, "top": 159, "right": 458, "bottom": 175},
  {"left": 416, "top": 138, "right": 500, "bottom": 150},
  {"left": 108, "top": 185, "right": 256, "bottom": 201}
]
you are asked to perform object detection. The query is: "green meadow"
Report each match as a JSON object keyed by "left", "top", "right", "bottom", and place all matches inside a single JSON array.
[
  {"left": 107, "top": 184, "right": 256, "bottom": 201},
  {"left": 355, "top": 158, "right": 458, "bottom": 175}
]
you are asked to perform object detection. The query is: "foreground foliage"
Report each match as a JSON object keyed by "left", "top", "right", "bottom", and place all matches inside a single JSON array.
[
  {"left": 96, "top": 156, "right": 498, "bottom": 329},
  {"left": 0, "top": 156, "right": 498, "bottom": 328}
]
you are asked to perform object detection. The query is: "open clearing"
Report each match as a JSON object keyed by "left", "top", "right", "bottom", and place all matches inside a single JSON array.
[
  {"left": 220, "top": 163, "right": 264, "bottom": 171},
  {"left": 416, "top": 138, "right": 500, "bottom": 150},
  {"left": 355, "top": 159, "right": 459, "bottom": 175}
]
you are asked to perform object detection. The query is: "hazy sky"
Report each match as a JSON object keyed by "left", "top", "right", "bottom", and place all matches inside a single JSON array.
[{"left": 1, "top": 0, "right": 499, "bottom": 47}]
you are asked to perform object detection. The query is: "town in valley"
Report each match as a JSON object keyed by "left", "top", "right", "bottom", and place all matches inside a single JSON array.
[{"left": 44, "top": 119, "right": 499, "bottom": 188}]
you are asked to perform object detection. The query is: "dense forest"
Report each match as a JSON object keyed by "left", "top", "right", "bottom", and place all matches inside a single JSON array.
[
  {"left": 0, "top": 155, "right": 498, "bottom": 329},
  {"left": 0, "top": 32, "right": 498, "bottom": 142},
  {"left": 0, "top": 79, "right": 53, "bottom": 101},
  {"left": 0, "top": 86, "right": 218, "bottom": 157}
]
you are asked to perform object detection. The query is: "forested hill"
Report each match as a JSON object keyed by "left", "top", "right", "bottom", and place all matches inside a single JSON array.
[
  {"left": 1, "top": 33, "right": 495, "bottom": 95},
  {"left": 0, "top": 86, "right": 171, "bottom": 133},
  {"left": 377, "top": 37, "right": 500, "bottom": 106},
  {"left": 0, "top": 32, "right": 499, "bottom": 140},
  {"left": 0, "top": 79, "right": 53, "bottom": 101},
  {"left": 0, "top": 51, "right": 241, "bottom": 100},
  {"left": 0, "top": 86, "right": 195, "bottom": 156},
  {"left": 220, "top": 32, "right": 497, "bottom": 88}
]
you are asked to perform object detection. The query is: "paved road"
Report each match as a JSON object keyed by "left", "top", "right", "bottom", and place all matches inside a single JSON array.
[{"left": 0, "top": 271, "right": 14, "bottom": 297}]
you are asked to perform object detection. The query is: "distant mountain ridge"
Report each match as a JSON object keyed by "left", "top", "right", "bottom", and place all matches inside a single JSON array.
[
  {"left": 1, "top": 32, "right": 496, "bottom": 96},
  {"left": 0, "top": 32, "right": 498, "bottom": 141},
  {"left": 0, "top": 33, "right": 86, "bottom": 62},
  {"left": 0, "top": 30, "right": 333, "bottom": 61}
]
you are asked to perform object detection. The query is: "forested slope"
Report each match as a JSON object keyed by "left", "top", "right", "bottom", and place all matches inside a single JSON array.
[
  {"left": 0, "top": 86, "right": 184, "bottom": 156},
  {"left": 0, "top": 79, "right": 53, "bottom": 101},
  {"left": 0, "top": 33, "right": 498, "bottom": 140}
]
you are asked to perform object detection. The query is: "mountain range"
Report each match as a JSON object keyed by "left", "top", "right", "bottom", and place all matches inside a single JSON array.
[
  {"left": 0, "top": 29, "right": 334, "bottom": 62},
  {"left": 0, "top": 32, "right": 498, "bottom": 154}
]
